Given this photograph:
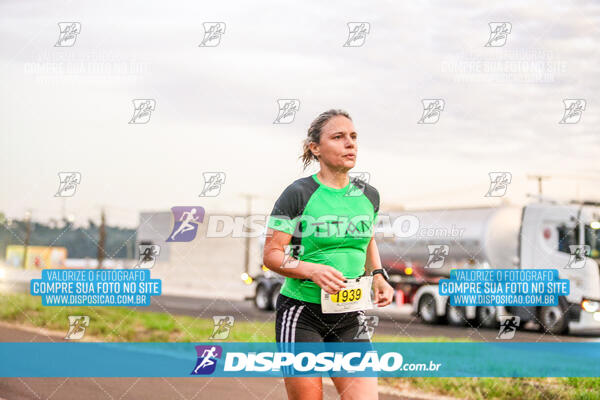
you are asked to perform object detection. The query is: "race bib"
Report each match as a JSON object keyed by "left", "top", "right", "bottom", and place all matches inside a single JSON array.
[{"left": 321, "top": 276, "right": 373, "bottom": 314}]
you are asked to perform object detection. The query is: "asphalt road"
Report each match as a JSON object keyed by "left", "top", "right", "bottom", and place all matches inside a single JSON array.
[
  {"left": 1, "top": 282, "right": 597, "bottom": 399},
  {"left": 146, "top": 294, "right": 599, "bottom": 342},
  {"left": 0, "top": 326, "right": 415, "bottom": 400}
]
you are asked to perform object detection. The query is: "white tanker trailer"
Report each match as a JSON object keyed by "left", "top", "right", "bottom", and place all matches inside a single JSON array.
[{"left": 375, "top": 200, "right": 600, "bottom": 334}]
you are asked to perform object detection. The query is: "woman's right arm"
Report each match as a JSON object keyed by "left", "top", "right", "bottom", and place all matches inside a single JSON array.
[{"left": 262, "top": 227, "right": 347, "bottom": 295}]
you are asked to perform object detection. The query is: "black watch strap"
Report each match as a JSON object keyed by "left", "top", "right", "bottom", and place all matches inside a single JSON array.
[{"left": 371, "top": 268, "right": 389, "bottom": 281}]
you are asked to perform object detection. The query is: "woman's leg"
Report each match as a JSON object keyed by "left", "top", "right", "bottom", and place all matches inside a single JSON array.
[
  {"left": 280, "top": 324, "right": 326, "bottom": 399},
  {"left": 275, "top": 294, "right": 325, "bottom": 399},
  {"left": 283, "top": 376, "right": 323, "bottom": 400},
  {"left": 330, "top": 376, "right": 378, "bottom": 400},
  {"left": 325, "top": 311, "right": 379, "bottom": 399}
]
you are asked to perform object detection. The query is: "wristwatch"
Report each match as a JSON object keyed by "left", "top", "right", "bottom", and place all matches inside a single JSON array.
[{"left": 371, "top": 268, "right": 390, "bottom": 282}]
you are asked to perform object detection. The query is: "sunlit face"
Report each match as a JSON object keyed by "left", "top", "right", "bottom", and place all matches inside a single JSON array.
[{"left": 310, "top": 115, "right": 357, "bottom": 171}]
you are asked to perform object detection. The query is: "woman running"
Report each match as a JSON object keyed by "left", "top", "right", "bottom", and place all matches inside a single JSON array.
[{"left": 263, "top": 109, "right": 394, "bottom": 400}]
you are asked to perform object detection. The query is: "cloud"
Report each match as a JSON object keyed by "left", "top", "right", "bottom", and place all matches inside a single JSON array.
[{"left": 0, "top": 0, "right": 598, "bottom": 225}]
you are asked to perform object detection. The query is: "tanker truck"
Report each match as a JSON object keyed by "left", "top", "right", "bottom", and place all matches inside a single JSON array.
[
  {"left": 251, "top": 199, "right": 600, "bottom": 334},
  {"left": 377, "top": 199, "right": 600, "bottom": 334}
]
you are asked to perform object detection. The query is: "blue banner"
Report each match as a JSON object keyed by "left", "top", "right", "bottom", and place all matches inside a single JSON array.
[
  {"left": 1, "top": 342, "right": 599, "bottom": 377},
  {"left": 439, "top": 269, "right": 570, "bottom": 306},
  {"left": 30, "top": 269, "right": 162, "bottom": 306}
]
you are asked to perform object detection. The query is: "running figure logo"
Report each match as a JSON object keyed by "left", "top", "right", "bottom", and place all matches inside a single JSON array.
[
  {"left": 424, "top": 245, "right": 449, "bottom": 269},
  {"left": 565, "top": 245, "right": 590, "bottom": 269},
  {"left": 559, "top": 99, "right": 586, "bottom": 124},
  {"left": 209, "top": 316, "right": 234, "bottom": 340},
  {"left": 55, "top": 172, "right": 81, "bottom": 197},
  {"left": 191, "top": 345, "right": 223, "bottom": 375},
  {"left": 484, "top": 22, "right": 512, "bottom": 47},
  {"left": 167, "top": 207, "right": 205, "bottom": 242},
  {"left": 65, "top": 316, "right": 89, "bottom": 340},
  {"left": 199, "top": 172, "right": 226, "bottom": 197},
  {"left": 135, "top": 245, "right": 161, "bottom": 268},
  {"left": 282, "top": 245, "right": 304, "bottom": 268},
  {"left": 343, "top": 22, "right": 370, "bottom": 47},
  {"left": 129, "top": 99, "right": 156, "bottom": 124},
  {"left": 354, "top": 315, "right": 379, "bottom": 340},
  {"left": 273, "top": 99, "right": 300, "bottom": 124},
  {"left": 497, "top": 316, "right": 520, "bottom": 339},
  {"left": 55, "top": 22, "right": 81, "bottom": 47},
  {"left": 417, "top": 99, "right": 445, "bottom": 124},
  {"left": 199, "top": 22, "right": 226, "bottom": 47},
  {"left": 346, "top": 172, "right": 370, "bottom": 197},
  {"left": 485, "top": 172, "right": 512, "bottom": 197}
]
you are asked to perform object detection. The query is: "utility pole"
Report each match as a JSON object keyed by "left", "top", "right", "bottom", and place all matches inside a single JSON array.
[
  {"left": 527, "top": 175, "right": 550, "bottom": 199},
  {"left": 22, "top": 210, "right": 32, "bottom": 269},
  {"left": 61, "top": 198, "right": 66, "bottom": 221},
  {"left": 97, "top": 208, "right": 106, "bottom": 269}
]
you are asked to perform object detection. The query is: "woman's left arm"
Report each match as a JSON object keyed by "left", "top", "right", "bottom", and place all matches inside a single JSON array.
[{"left": 365, "top": 236, "right": 394, "bottom": 307}]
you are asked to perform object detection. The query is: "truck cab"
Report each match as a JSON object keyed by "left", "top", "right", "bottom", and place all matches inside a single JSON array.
[
  {"left": 409, "top": 200, "right": 600, "bottom": 335},
  {"left": 519, "top": 201, "right": 600, "bottom": 333}
]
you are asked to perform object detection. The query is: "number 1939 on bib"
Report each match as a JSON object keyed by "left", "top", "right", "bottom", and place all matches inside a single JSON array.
[{"left": 321, "top": 276, "right": 373, "bottom": 314}]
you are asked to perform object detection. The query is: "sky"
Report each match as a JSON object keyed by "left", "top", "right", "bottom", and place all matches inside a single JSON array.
[{"left": 1, "top": 0, "right": 599, "bottom": 227}]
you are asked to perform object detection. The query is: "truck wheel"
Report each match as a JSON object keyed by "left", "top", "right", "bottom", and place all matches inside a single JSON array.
[
  {"left": 539, "top": 305, "right": 568, "bottom": 334},
  {"left": 418, "top": 294, "right": 439, "bottom": 324},
  {"left": 270, "top": 283, "right": 282, "bottom": 311},
  {"left": 446, "top": 303, "right": 467, "bottom": 327},
  {"left": 255, "top": 284, "right": 272, "bottom": 311},
  {"left": 476, "top": 306, "right": 498, "bottom": 329}
]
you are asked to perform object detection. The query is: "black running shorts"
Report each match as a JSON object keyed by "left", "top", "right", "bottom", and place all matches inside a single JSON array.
[{"left": 275, "top": 293, "right": 372, "bottom": 343}]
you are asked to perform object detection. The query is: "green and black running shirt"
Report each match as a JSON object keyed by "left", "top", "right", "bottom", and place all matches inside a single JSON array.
[{"left": 267, "top": 173, "right": 380, "bottom": 304}]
